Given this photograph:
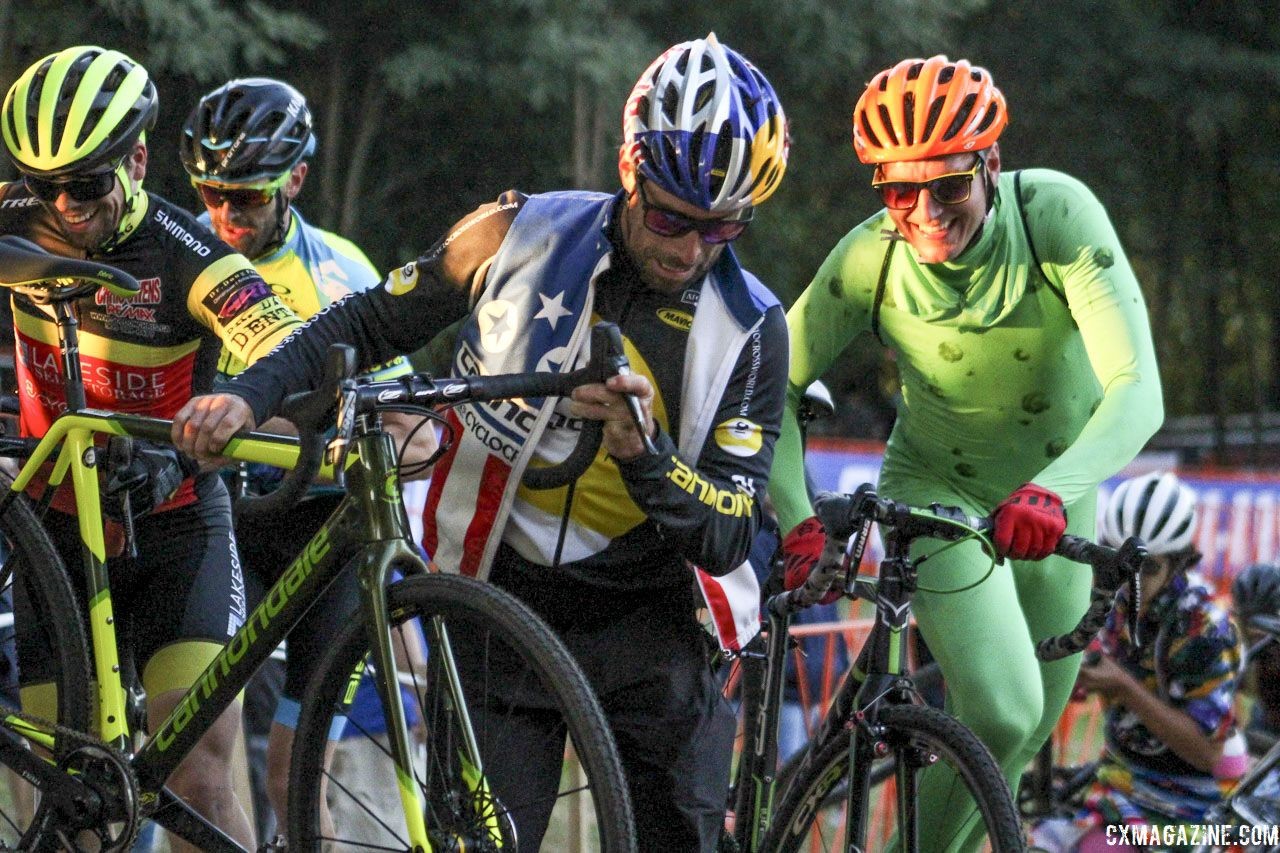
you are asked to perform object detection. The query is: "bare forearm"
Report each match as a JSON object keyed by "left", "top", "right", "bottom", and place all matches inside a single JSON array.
[{"left": 1116, "top": 680, "right": 1220, "bottom": 773}]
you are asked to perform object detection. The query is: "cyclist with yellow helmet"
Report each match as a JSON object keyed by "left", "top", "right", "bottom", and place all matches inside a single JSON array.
[
  {"left": 770, "top": 56, "right": 1163, "bottom": 850},
  {"left": 174, "top": 33, "right": 790, "bottom": 851},
  {"left": 0, "top": 46, "right": 309, "bottom": 851},
  {"left": 180, "top": 75, "right": 435, "bottom": 844}
]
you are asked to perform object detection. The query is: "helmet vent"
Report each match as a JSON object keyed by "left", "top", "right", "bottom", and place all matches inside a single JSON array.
[
  {"left": 876, "top": 105, "right": 899, "bottom": 146},
  {"left": 690, "top": 126, "right": 709, "bottom": 173},
  {"left": 903, "top": 92, "right": 916, "bottom": 143},
  {"left": 973, "top": 102, "right": 1000, "bottom": 135},
  {"left": 906, "top": 61, "right": 924, "bottom": 82},
  {"left": 710, "top": 122, "right": 732, "bottom": 189},
  {"left": 924, "top": 96, "right": 945, "bottom": 142},
  {"left": 692, "top": 80, "right": 715, "bottom": 114},
  {"left": 942, "top": 93, "right": 978, "bottom": 141},
  {"left": 858, "top": 112, "right": 883, "bottom": 149},
  {"left": 660, "top": 86, "right": 680, "bottom": 124},
  {"left": 938, "top": 65, "right": 955, "bottom": 85}
]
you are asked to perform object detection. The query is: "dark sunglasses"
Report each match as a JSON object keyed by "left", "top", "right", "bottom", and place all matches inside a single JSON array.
[
  {"left": 871, "top": 159, "right": 984, "bottom": 210},
  {"left": 193, "top": 182, "right": 277, "bottom": 210},
  {"left": 636, "top": 178, "right": 751, "bottom": 245},
  {"left": 24, "top": 168, "right": 118, "bottom": 203}
]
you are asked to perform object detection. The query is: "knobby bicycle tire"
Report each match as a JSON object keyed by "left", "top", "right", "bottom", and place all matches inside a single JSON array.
[
  {"left": 0, "top": 483, "right": 94, "bottom": 847},
  {"left": 764, "top": 704, "right": 1024, "bottom": 853},
  {"left": 288, "top": 573, "right": 636, "bottom": 852}
]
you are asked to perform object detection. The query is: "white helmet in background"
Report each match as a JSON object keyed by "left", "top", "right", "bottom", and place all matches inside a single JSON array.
[{"left": 1101, "top": 471, "right": 1198, "bottom": 555}]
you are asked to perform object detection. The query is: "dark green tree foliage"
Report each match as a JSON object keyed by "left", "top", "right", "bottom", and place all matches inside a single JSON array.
[{"left": 3, "top": 0, "right": 1278, "bottom": 434}]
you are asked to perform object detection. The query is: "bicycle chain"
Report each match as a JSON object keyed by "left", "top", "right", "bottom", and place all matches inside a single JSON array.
[{"left": 0, "top": 707, "right": 140, "bottom": 852}]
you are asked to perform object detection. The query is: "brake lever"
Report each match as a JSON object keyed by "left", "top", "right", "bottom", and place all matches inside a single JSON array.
[
  {"left": 326, "top": 377, "right": 358, "bottom": 489},
  {"left": 1113, "top": 537, "right": 1146, "bottom": 647},
  {"left": 597, "top": 323, "right": 657, "bottom": 456}
]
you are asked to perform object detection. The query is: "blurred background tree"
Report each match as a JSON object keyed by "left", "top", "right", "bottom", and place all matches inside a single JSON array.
[{"left": 3, "top": 0, "right": 1279, "bottom": 452}]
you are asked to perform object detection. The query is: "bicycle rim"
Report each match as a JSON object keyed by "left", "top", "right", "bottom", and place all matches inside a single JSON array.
[
  {"left": 765, "top": 704, "right": 1024, "bottom": 853},
  {"left": 0, "top": 485, "right": 93, "bottom": 847},
  {"left": 288, "top": 573, "right": 635, "bottom": 851}
]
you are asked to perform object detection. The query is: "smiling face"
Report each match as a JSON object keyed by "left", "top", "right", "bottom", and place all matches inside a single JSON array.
[
  {"left": 46, "top": 140, "right": 146, "bottom": 251},
  {"left": 879, "top": 144, "right": 1000, "bottom": 264}
]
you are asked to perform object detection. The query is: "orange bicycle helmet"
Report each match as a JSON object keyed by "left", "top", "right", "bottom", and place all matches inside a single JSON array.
[{"left": 852, "top": 56, "right": 1007, "bottom": 164}]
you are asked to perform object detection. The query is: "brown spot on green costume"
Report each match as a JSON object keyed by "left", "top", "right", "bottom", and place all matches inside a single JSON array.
[
  {"left": 1021, "top": 392, "right": 1050, "bottom": 414},
  {"left": 938, "top": 342, "right": 963, "bottom": 362}
]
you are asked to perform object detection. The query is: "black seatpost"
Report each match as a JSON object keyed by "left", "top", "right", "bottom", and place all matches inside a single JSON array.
[
  {"left": 51, "top": 299, "right": 86, "bottom": 413},
  {"left": 109, "top": 436, "right": 138, "bottom": 558}
]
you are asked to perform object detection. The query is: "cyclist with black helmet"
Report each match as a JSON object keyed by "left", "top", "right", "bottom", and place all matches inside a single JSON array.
[
  {"left": 1031, "top": 472, "right": 1244, "bottom": 851},
  {"left": 1232, "top": 562, "right": 1280, "bottom": 751},
  {"left": 769, "top": 55, "right": 1163, "bottom": 850},
  {"left": 0, "top": 46, "right": 310, "bottom": 850},
  {"left": 174, "top": 33, "right": 790, "bottom": 851},
  {"left": 180, "top": 76, "right": 435, "bottom": 842}
]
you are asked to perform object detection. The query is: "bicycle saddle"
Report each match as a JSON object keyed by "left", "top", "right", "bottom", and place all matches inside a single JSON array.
[{"left": 0, "top": 235, "right": 139, "bottom": 296}]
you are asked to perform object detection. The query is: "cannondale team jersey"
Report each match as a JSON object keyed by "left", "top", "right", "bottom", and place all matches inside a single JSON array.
[
  {"left": 202, "top": 208, "right": 408, "bottom": 382},
  {"left": 0, "top": 183, "right": 303, "bottom": 438}
]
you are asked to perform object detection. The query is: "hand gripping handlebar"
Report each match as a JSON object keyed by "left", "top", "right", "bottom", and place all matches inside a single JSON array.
[
  {"left": 234, "top": 321, "right": 649, "bottom": 519},
  {"left": 775, "top": 487, "right": 1148, "bottom": 662}
]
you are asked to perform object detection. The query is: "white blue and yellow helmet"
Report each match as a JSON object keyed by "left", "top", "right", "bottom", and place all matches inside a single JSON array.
[{"left": 622, "top": 33, "right": 789, "bottom": 213}]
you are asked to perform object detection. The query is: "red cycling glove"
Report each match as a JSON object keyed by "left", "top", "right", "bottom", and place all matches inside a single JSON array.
[
  {"left": 992, "top": 483, "right": 1066, "bottom": 560},
  {"left": 782, "top": 516, "right": 841, "bottom": 605}
]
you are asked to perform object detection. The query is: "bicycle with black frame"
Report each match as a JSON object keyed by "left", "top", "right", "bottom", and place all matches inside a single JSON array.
[
  {"left": 722, "top": 481, "right": 1148, "bottom": 853},
  {"left": 0, "top": 235, "right": 636, "bottom": 851}
]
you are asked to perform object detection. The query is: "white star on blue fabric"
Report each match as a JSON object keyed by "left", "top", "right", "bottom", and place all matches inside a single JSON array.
[{"left": 534, "top": 290, "right": 573, "bottom": 330}]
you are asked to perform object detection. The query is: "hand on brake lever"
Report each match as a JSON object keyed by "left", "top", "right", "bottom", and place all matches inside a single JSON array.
[{"left": 570, "top": 373, "right": 658, "bottom": 462}]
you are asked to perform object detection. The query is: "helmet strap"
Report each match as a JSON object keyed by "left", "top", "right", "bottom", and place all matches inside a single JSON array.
[
  {"left": 98, "top": 159, "right": 147, "bottom": 253},
  {"left": 257, "top": 191, "right": 292, "bottom": 259}
]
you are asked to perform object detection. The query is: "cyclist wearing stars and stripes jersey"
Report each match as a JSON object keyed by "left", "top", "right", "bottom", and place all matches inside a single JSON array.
[{"left": 175, "top": 34, "right": 790, "bottom": 852}]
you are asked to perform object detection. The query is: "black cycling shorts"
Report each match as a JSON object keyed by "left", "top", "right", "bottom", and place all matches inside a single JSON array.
[{"left": 17, "top": 472, "right": 246, "bottom": 692}]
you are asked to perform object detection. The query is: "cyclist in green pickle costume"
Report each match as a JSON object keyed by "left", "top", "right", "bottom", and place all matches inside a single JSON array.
[{"left": 769, "top": 55, "right": 1163, "bottom": 851}]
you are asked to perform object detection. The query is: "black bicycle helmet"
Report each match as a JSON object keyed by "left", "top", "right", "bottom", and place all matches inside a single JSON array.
[
  {"left": 1233, "top": 562, "right": 1280, "bottom": 622},
  {"left": 181, "top": 78, "right": 315, "bottom": 185},
  {"left": 2, "top": 45, "right": 158, "bottom": 178}
]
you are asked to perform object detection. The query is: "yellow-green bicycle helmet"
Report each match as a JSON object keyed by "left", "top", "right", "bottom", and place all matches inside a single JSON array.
[{"left": 2, "top": 45, "right": 158, "bottom": 178}]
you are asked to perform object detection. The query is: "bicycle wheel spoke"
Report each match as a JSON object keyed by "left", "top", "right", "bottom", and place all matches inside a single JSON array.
[{"left": 288, "top": 574, "right": 633, "bottom": 851}]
